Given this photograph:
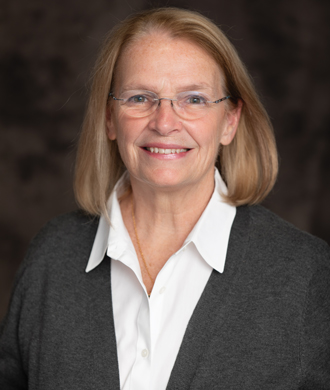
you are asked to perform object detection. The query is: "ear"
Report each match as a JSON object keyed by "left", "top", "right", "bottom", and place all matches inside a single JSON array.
[
  {"left": 220, "top": 99, "right": 243, "bottom": 146},
  {"left": 106, "top": 105, "right": 117, "bottom": 140}
]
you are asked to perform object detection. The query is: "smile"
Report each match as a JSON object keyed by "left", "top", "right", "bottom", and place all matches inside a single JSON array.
[{"left": 145, "top": 147, "right": 189, "bottom": 154}]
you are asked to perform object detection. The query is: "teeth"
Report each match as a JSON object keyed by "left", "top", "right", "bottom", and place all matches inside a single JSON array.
[{"left": 146, "top": 147, "right": 188, "bottom": 154}]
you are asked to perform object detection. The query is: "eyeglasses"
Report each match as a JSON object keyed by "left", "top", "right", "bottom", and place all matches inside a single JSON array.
[{"left": 108, "top": 90, "right": 231, "bottom": 120}]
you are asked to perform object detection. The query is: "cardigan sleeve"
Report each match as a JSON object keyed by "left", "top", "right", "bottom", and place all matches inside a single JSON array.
[
  {"left": 0, "top": 265, "right": 28, "bottom": 390},
  {"left": 299, "top": 245, "right": 330, "bottom": 389}
]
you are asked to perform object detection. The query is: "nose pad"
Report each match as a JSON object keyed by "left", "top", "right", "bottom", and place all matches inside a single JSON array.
[{"left": 158, "top": 98, "right": 174, "bottom": 107}]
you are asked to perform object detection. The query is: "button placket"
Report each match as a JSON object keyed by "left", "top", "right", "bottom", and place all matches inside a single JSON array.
[{"left": 129, "top": 295, "right": 151, "bottom": 390}]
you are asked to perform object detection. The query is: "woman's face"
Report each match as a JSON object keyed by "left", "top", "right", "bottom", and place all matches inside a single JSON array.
[{"left": 107, "top": 33, "right": 241, "bottom": 193}]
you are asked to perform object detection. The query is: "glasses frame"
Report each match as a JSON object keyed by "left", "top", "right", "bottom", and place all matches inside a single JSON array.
[{"left": 108, "top": 91, "right": 231, "bottom": 119}]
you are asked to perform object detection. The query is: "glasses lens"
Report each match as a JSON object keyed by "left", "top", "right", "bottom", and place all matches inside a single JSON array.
[
  {"left": 120, "top": 90, "right": 157, "bottom": 117},
  {"left": 176, "top": 92, "right": 211, "bottom": 119}
]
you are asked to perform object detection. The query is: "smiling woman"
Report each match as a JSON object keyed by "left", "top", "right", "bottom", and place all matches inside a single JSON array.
[{"left": 1, "top": 7, "right": 330, "bottom": 390}]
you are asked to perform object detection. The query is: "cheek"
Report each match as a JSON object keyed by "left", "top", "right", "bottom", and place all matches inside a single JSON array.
[
  {"left": 115, "top": 118, "right": 146, "bottom": 161},
  {"left": 113, "top": 116, "right": 133, "bottom": 147},
  {"left": 192, "top": 119, "right": 224, "bottom": 150},
  {"left": 116, "top": 131, "right": 133, "bottom": 161}
]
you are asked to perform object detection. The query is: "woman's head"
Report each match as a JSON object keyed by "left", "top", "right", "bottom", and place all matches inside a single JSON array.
[
  {"left": 106, "top": 33, "right": 241, "bottom": 196},
  {"left": 75, "top": 7, "right": 278, "bottom": 216}
]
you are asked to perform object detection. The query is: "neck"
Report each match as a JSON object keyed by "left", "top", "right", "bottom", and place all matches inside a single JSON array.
[{"left": 121, "top": 169, "right": 215, "bottom": 240}]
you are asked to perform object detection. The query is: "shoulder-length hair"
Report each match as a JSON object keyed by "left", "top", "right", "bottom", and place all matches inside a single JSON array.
[{"left": 74, "top": 7, "right": 278, "bottom": 216}]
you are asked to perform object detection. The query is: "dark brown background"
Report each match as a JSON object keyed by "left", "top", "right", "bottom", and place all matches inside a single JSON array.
[{"left": 1, "top": 0, "right": 329, "bottom": 321}]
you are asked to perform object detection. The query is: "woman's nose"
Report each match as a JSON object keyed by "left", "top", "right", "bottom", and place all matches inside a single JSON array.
[{"left": 149, "top": 99, "right": 182, "bottom": 135}]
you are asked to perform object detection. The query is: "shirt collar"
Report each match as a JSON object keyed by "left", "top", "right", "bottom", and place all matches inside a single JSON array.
[
  {"left": 85, "top": 168, "right": 236, "bottom": 274},
  {"left": 181, "top": 168, "right": 236, "bottom": 273},
  {"left": 85, "top": 173, "right": 130, "bottom": 273}
]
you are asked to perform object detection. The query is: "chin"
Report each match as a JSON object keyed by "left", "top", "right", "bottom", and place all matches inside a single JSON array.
[{"left": 141, "top": 169, "right": 191, "bottom": 190}]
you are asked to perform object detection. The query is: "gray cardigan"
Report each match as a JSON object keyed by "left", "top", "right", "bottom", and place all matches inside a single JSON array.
[{"left": 1, "top": 205, "right": 330, "bottom": 389}]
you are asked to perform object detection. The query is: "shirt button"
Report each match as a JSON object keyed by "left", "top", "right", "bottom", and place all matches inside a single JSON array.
[
  {"left": 159, "top": 287, "right": 166, "bottom": 294},
  {"left": 141, "top": 349, "right": 149, "bottom": 358}
]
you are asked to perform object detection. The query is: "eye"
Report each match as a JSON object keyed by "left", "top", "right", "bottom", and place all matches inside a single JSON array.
[
  {"left": 185, "top": 95, "right": 207, "bottom": 105},
  {"left": 128, "top": 95, "right": 148, "bottom": 104}
]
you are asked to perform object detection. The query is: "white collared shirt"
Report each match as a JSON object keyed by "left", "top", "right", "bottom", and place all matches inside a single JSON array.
[{"left": 86, "top": 168, "right": 236, "bottom": 390}]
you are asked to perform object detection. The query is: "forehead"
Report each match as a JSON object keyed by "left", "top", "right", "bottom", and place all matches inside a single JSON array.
[{"left": 114, "top": 33, "right": 223, "bottom": 92}]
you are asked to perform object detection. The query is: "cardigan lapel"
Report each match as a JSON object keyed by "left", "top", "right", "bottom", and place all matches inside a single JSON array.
[
  {"left": 166, "top": 206, "right": 250, "bottom": 390},
  {"left": 85, "top": 255, "right": 120, "bottom": 390}
]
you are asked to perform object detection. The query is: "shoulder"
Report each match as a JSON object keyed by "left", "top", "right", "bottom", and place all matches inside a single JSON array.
[
  {"left": 19, "top": 210, "right": 100, "bottom": 281},
  {"left": 243, "top": 204, "right": 330, "bottom": 271},
  {"left": 8, "top": 210, "right": 100, "bottom": 323}
]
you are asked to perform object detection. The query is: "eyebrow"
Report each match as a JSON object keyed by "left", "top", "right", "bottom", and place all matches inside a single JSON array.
[
  {"left": 120, "top": 82, "right": 214, "bottom": 93},
  {"left": 177, "top": 83, "right": 214, "bottom": 92}
]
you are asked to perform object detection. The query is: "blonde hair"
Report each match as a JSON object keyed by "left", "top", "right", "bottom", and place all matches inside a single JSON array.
[{"left": 74, "top": 7, "right": 278, "bottom": 216}]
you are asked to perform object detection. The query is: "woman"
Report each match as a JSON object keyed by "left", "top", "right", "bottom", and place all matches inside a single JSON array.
[{"left": 1, "top": 7, "right": 329, "bottom": 390}]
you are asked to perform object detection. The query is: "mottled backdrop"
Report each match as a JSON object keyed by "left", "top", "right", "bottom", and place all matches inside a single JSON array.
[{"left": 1, "top": 0, "right": 329, "bottom": 320}]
